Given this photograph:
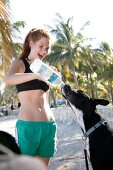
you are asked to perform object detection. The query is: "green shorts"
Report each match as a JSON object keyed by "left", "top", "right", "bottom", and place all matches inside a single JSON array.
[{"left": 16, "top": 120, "right": 57, "bottom": 158}]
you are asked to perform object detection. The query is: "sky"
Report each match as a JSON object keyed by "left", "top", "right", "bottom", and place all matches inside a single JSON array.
[
  {"left": 1, "top": 0, "right": 113, "bottom": 91},
  {"left": 9, "top": 0, "right": 113, "bottom": 47}
]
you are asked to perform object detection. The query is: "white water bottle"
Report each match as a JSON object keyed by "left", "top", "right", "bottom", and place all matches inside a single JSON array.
[{"left": 30, "top": 59, "right": 65, "bottom": 87}]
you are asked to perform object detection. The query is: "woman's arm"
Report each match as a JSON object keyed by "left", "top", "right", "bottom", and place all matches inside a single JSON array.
[{"left": 5, "top": 58, "right": 42, "bottom": 86}]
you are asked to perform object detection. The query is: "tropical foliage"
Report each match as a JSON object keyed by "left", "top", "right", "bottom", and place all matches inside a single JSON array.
[
  {"left": 0, "top": 0, "right": 25, "bottom": 109},
  {"left": 0, "top": 0, "right": 25, "bottom": 76},
  {"left": 45, "top": 14, "right": 113, "bottom": 104},
  {"left": 45, "top": 14, "right": 91, "bottom": 88},
  {"left": 0, "top": 0, "right": 14, "bottom": 75}
]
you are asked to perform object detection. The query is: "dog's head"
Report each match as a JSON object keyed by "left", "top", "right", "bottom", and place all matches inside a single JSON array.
[{"left": 62, "top": 84, "right": 109, "bottom": 115}]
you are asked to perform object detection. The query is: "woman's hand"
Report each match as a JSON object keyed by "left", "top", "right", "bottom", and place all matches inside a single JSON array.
[
  {"left": 50, "top": 66, "right": 57, "bottom": 71},
  {"left": 50, "top": 66, "right": 61, "bottom": 76}
]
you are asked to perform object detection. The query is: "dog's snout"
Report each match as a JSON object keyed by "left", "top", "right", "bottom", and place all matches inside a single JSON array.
[
  {"left": 61, "top": 84, "right": 71, "bottom": 99},
  {"left": 63, "top": 84, "right": 71, "bottom": 92},
  {"left": 61, "top": 85, "right": 70, "bottom": 93},
  {"left": 65, "top": 84, "right": 71, "bottom": 89}
]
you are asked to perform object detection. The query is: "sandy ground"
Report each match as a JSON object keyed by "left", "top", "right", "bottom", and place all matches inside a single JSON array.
[
  {"left": 0, "top": 114, "right": 93, "bottom": 170},
  {"left": 48, "top": 121, "right": 87, "bottom": 170},
  {"left": 0, "top": 105, "right": 113, "bottom": 170}
]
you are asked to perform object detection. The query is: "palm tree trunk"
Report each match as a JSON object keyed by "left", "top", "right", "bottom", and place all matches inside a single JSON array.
[
  {"left": 72, "top": 67, "right": 79, "bottom": 89},
  {"left": 109, "top": 81, "right": 113, "bottom": 104},
  {"left": 89, "top": 72, "right": 95, "bottom": 98}
]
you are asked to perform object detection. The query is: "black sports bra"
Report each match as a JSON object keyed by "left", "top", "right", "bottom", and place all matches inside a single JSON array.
[{"left": 16, "top": 58, "right": 49, "bottom": 93}]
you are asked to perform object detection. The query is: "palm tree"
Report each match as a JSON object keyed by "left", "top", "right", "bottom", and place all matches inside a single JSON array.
[
  {"left": 0, "top": 0, "right": 14, "bottom": 75},
  {"left": 12, "top": 21, "right": 26, "bottom": 58},
  {"left": 0, "top": 0, "right": 26, "bottom": 103},
  {"left": 0, "top": 0, "right": 14, "bottom": 95},
  {"left": 0, "top": 1, "right": 26, "bottom": 76},
  {"left": 77, "top": 42, "right": 109, "bottom": 97},
  {"left": 45, "top": 14, "right": 112, "bottom": 100},
  {"left": 45, "top": 13, "right": 90, "bottom": 88},
  {"left": 97, "top": 42, "right": 113, "bottom": 103}
]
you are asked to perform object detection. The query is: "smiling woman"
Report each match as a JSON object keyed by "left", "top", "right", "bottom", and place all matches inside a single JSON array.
[{"left": 5, "top": 28, "right": 57, "bottom": 167}]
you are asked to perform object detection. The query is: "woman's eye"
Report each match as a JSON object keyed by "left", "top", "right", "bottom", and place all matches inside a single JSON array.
[{"left": 46, "top": 48, "right": 49, "bottom": 51}]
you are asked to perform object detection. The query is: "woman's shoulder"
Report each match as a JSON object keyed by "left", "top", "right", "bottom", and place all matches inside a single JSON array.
[
  {"left": 11, "top": 58, "right": 25, "bottom": 72},
  {"left": 12, "top": 58, "right": 23, "bottom": 65}
]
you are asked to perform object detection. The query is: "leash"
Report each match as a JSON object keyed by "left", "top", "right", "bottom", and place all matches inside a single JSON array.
[
  {"left": 84, "top": 148, "right": 89, "bottom": 170},
  {"left": 67, "top": 100, "right": 90, "bottom": 170}
]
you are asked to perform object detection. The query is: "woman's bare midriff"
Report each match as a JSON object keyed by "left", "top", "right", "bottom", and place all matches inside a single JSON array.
[{"left": 17, "top": 90, "right": 55, "bottom": 122}]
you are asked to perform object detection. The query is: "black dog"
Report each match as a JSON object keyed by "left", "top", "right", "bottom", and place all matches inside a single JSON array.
[
  {"left": 62, "top": 84, "right": 113, "bottom": 170},
  {"left": 0, "top": 131, "right": 21, "bottom": 155}
]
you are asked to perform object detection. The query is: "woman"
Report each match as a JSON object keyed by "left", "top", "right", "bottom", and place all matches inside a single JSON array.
[{"left": 5, "top": 28, "right": 57, "bottom": 167}]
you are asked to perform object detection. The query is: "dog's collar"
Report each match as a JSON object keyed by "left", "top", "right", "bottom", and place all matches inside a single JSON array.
[{"left": 83, "top": 121, "right": 107, "bottom": 139}]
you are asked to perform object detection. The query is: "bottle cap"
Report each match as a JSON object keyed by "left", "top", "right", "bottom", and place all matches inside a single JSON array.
[{"left": 61, "top": 82, "right": 65, "bottom": 87}]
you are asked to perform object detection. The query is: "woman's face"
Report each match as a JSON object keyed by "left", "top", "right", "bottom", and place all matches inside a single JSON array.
[{"left": 29, "top": 37, "right": 50, "bottom": 60}]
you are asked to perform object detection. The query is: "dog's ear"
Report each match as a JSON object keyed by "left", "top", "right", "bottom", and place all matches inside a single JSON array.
[{"left": 92, "top": 98, "right": 109, "bottom": 106}]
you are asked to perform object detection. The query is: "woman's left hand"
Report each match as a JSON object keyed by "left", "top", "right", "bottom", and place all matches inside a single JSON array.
[
  {"left": 50, "top": 66, "right": 61, "bottom": 76},
  {"left": 50, "top": 66, "right": 57, "bottom": 71}
]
